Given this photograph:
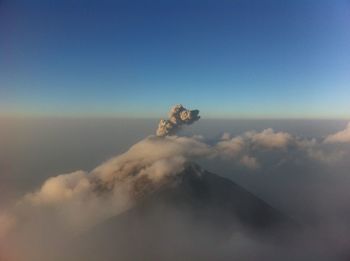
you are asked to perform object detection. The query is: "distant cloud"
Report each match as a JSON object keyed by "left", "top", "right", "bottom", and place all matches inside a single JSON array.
[
  {"left": 295, "top": 137, "right": 346, "bottom": 164},
  {"left": 239, "top": 155, "right": 260, "bottom": 170},
  {"left": 214, "top": 129, "right": 301, "bottom": 169},
  {"left": 0, "top": 128, "right": 304, "bottom": 239},
  {"left": 246, "top": 128, "right": 292, "bottom": 149},
  {"left": 1, "top": 124, "right": 349, "bottom": 259},
  {"left": 216, "top": 135, "right": 245, "bottom": 158},
  {"left": 2, "top": 104, "right": 350, "bottom": 260},
  {"left": 216, "top": 134, "right": 259, "bottom": 169},
  {"left": 216, "top": 128, "right": 347, "bottom": 166},
  {"left": 324, "top": 122, "right": 350, "bottom": 143}
]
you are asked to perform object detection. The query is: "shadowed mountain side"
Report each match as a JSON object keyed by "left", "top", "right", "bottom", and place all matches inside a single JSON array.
[{"left": 67, "top": 164, "right": 299, "bottom": 261}]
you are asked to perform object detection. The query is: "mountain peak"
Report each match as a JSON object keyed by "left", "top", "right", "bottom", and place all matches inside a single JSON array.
[{"left": 70, "top": 163, "right": 298, "bottom": 261}]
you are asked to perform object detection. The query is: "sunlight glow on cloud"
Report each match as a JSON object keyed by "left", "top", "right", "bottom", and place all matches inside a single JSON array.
[{"left": 324, "top": 122, "right": 350, "bottom": 143}]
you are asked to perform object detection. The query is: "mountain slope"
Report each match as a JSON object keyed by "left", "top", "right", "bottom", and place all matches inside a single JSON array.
[{"left": 69, "top": 163, "right": 298, "bottom": 261}]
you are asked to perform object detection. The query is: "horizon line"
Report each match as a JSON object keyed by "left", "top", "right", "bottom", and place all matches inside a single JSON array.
[{"left": 1, "top": 114, "right": 350, "bottom": 121}]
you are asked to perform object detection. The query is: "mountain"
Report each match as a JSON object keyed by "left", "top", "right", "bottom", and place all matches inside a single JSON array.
[{"left": 68, "top": 163, "right": 298, "bottom": 261}]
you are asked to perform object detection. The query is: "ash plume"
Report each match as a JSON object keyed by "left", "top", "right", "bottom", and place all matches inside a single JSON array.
[{"left": 156, "top": 104, "right": 200, "bottom": 136}]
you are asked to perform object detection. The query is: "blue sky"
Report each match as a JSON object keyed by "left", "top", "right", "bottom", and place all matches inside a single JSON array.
[{"left": 1, "top": 0, "right": 349, "bottom": 118}]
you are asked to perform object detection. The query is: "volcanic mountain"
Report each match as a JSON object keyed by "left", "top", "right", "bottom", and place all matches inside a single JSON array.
[{"left": 65, "top": 163, "right": 298, "bottom": 261}]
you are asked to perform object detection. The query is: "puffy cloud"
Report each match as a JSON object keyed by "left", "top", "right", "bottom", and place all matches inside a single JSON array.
[
  {"left": 4, "top": 136, "right": 212, "bottom": 235},
  {"left": 246, "top": 128, "right": 292, "bottom": 149},
  {"left": 215, "top": 134, "right": 260, "bottom": 169},
  {"left": 297, "top": 138, "right": 346, "bottom": 164},
  {"left": 215, "top": 128, "right": 348, "bottom": 168},
  {"left": 324, "top": 122, "right": 350, "bottom": 143},
  {"left": 0, "top": 128, "right": 302, "bottom": 238},
  {"left": 156, "top": 105, "right": 200, "bottom": 136},
  {"left": 306, "top": 148, "right": 346, "bottom": 164},
  {"left": 91, "top": 135, "right": 211, "bottom": 184},
  {"left": 216, "top": 136, "right": 245, "bottom": 159},
  {"left": 239, "top": 155, "right": 260, "bottom": 170},
  {"left": 26, "top": 171, "right": 91, "bottom": 206},
  {"left": 214, "top": 129, "right": 293, "bottom": 168}
]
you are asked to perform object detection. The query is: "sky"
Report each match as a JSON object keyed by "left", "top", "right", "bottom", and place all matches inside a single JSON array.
[{"left": 1, "top": 0, "right": 349, "bottom": 118}]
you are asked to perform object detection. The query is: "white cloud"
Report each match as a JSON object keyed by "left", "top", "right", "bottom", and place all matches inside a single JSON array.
[
  {"left": 324, "top": 122, "right": 350, "bottom": 143},
  {"left": 214, "top": 129, "right": 294, "bottom": 170},
  {"left": 246, "top": 128, "right": 292, "bottom": 149},
  {"left": 4, "top": 136, "right": 212, "bottom": 235},
  {"left": 216, "top": 136, "right": 245, "bottom": 159},
  {"left": 26, "top": 171, "right": 91, "bottom": 206},
  {"left": 297, "top": 138, "right": 346, "bottom": 163}
]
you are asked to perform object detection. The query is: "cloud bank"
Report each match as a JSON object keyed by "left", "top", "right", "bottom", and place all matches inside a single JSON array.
[
  {"left": 2, "top": 124, "right": 348, "bottom": 237},
  {"left": 9, "top": 136, "right": 211, "bottom": 234},
  {"left": 1, "top": 112, "right": 350, "bottom": 260}
]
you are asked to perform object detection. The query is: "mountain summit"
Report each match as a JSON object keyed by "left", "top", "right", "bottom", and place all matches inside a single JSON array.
[{"left": 69, "top": 163, "right": 297, "bottom": 261}]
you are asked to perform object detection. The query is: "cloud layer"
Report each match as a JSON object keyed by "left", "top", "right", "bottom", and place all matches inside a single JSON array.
[
  {"left": 11, "top": 136, "right": 212, "bottom": 233},
  {"left": 3, "top": 123, "right": 349, "bottom": 235},
  {"left": 1, "top": 121, "right": 350, "bottom": 260}
]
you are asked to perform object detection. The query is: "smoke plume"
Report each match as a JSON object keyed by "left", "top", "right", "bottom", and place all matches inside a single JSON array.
[{"left": 156, "top": 104, "right": 200, "bottom": 136}]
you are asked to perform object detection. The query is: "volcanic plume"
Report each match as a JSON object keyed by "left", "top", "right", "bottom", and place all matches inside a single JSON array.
[{"left": 156, "top": 104, "right": 200, "bottom": 136}]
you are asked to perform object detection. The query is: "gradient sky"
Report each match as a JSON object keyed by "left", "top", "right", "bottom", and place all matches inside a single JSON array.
[{"left": 1, "top": 0, "right": 349, "bottom": 118}]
